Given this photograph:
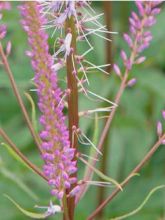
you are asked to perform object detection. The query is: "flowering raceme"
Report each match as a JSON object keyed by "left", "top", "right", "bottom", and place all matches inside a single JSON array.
[
  {"left": 41, "top": 1, "right": 115, "bottom": 83},
  {"left": 0, "top": 2, "right": 10, "bottom": 40},
  {"left": 0, "top": 1, "right": 164, "bottom": 220},
  {"left": 0, "top": 2, "right": 11, "bottom": 11},
  {"left": 114, "top": 1, "right": 162, "bottom": 80},
  {"left": 20, "top": 2, "right": 77, "bottom": 200}
]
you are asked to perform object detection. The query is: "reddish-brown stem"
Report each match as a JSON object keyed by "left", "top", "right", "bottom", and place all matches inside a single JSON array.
[
  {"left": 0, "top": 127, "right": 47, "bottom": 181},
  {"left": 88, "top": 133, "right": 165, "bottom": 220},
  {"left": 66, "top": 16, "right": 79, "bottom": 220},
  {"left": 0, "top": 43, "right": 42, "bottom": 154}
]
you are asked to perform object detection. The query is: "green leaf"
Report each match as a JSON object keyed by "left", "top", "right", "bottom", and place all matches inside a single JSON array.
[
  {"left": 24, "top": 92, "right": 38, "bottom": 133},
  {"left": 1, "top": 142, "right": 25, "bottom": 164},
  {"left": 79, "top": 156, "right": 122, "bottom": 190},
  {"left": 1, "top": 143, "right": 35, "bottom": 173},
  {"left": 4, "top": 194, "right": 49, "bottom": 219},
  {"left": 136, "top": 68, "right": 165, "bottom": 99},
  {"left": 110, "top": 185, "right": 165, "bottom": 220},
  {"left": 0, "top": 167, "right": 38, "bottom": 201}
]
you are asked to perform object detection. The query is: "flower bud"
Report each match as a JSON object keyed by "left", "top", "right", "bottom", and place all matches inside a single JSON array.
[{"left": 157, "top": 121, "right": 162, "bottom": 137}]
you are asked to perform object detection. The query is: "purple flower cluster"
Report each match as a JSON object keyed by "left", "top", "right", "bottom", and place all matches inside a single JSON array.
[
  {"left": 41, "top": 1, "right": 114, "bottom": 81},
  {"left": 0, "top": 2, "right": 11, "bottom": 11},
  {"left": 114, "top": 1, "right": 162, "bottom": 76},
  {"left": 52, "top": 1, "right": 76, "bottom": 28},
  {"left": 20, "top": 2, "right": 77, "bottom": 200},
  {"left": 0, "top": 2, "right": 10, "bottom": 40},
  {"left": 157, "top": 110, "right": 165, "bottom": 144},
  {"left": 41, "top": 1, "right": 80, "bottom": 30},
  {"left": 0, "top": 15, "right": 6, "bottom": 40}
]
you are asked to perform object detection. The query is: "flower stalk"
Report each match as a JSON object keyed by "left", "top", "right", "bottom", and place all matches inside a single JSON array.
[
  {"left": 0, "top": 1, "right": 163, "bottom": 220},
  {"left": 20, "top": 2, "right": 78, "bottom": 209},
  {"left": 66, "top": 15, "right": 79, "bottom": 220}
]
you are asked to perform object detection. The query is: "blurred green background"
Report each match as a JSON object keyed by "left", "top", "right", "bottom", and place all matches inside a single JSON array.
[{"left": 0, "top": 1, "right": 165, "bottom": 220}]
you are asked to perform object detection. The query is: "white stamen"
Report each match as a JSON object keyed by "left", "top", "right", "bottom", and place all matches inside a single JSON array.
[
  {"left": 86, "top": 63, "right": 111, "bottom": 73},
  {"left": 79, "top": 106, "right": 114, "bottom": 117},
  {"left": 80, "top": 131, "right": 102, "bottom": 155},
  {"left": 29, "top": 88, "right": 38, "bottom": 92},
  {"left": 93, "top": 32, "right": 112, "bottom": 42},
  {"left": 84, "top": 60, "right": 110, "bottom": 75},
  {"left": 83, "top": 13, "right": 104, "bottom": 24},
  {"left": 35, "top": 201, "right": 62, "bottom": 216},
  {"left": 79, "top": 61, "right": 90, "bottom": 85},
  {"left": 81, "top": 47, "right": 93, "bottom": 57},
  {"left": 84, "top": 180, "right": 113, "bottom": 187},
  {"left": 87, "top": 89, "right": 117, "bottom": 107},
  {"left": 80, "top": 153, "right": 99, "bottom": 162},
  {"left": 64, "top": 33, "right": 72, "bottom": 57},
  {"left": 80, "top": 25, "right": 107, "bottom": 38}
]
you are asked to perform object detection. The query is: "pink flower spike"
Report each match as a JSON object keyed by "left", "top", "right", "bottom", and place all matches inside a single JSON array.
[
  {"left": 20, "top": 2, "right": 77, "bottom": 201},
  {"left": 151, "top": 8, "right": 161, "bottom": 16},
  {"left": 127, "top": 78, "right": 137, "bottom": 87},
  {"left": 129, "top": 17, "right": 136, "bottom": 27},
  {"left": 123, "top": 33, "right": 133, "bottom": 48},
  {"left": 69, "top": 185, "right": 80, "bottom": 197},
  {"left": 6, "top": 41, "right": 12, "bottom": 56},
  {"left": 0, "top": 2, "right": 11, "bottom": 10},
  {"left": 113, "top": 64, "right": 121, "bottom": 77},
  {"left": 131, "top": 12, "right": 139, "bottom": 21},
  {"left": 120, "top": 50, "right": 127, "bottom": 62},
  {"left": 125, "top": 59, "right": 132, "bottom": 70},
  {"left": 135, "top": 2, "right": 145, "bottom": 16},
  {"left": 135, "top": 56, "right": 146, "bottom": 64},
  {"left": 0, "top": 24, "right": 6, "bottom": 39},
  {"left": 144, "top": 16, "right": 156, "bottom": 27},
  {"left": 120, "top": 1, "right": 161, "bottom": 73},
  {"left": 25, "top": 50, "right": 33, "bottom": 57},
  {"left": 162, "top": 111, "right": 165, "bottom": 120},
  {"left": 157, "top": 121, "right": 162, "bottom": 137}
]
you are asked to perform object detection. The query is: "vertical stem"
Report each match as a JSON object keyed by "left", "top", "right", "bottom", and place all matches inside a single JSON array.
[
  {"left": 97, "top": 2, "right": 113, "bottom": 219},
  {"left": 66, "top": 16, "right": 78, "bottom": 220},
  {"left": 103, "top": 1, "right": 112, "bottom": 72},
  {"left": 62, "top": 194, "right": 69, "bottom": 220}
]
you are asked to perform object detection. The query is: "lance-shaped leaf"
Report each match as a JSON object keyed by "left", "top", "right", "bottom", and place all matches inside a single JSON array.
[
  {"left": 0, "top": 142, "right": 44, "bottom": 179},
  {"left": 79, "top": 156, "right": 122, "bottom": 191},
  {"left": 110, "top": 185, "right": 165, "bottom": 220},
  {"left": 0, "top": 165, "right": 38, "bottom": 201},
  {"left": 24, "top": 92, "right": 38, "bottom": 133},
  {"left": 1, "top": 142, "right": 33, "bottom": 171},
  {"left": 4, "top": 194, "right": 50, "bottom": 219}
]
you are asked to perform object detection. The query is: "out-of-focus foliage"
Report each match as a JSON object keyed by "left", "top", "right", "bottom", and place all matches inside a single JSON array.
[{"left": 0, "top": 2, "right": 165, "bottom": 220}]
